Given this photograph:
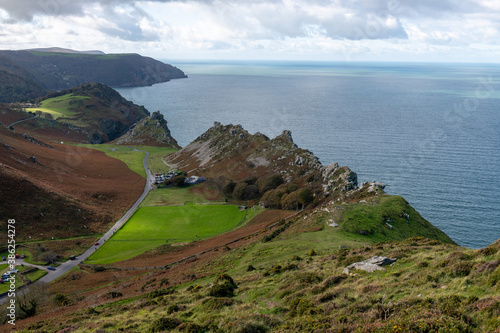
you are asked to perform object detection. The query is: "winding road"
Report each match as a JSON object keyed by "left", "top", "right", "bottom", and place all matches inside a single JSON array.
[{"left": 0, "top": 148, "right": 153, "bottom": 301}]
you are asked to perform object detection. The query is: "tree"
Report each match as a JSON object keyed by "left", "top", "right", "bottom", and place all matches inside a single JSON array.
[
  {"left": 17, "top": 282, "right": 48, "bottom": 318},
  {"left": 257, "top": 174, "right": 284, "bottom": 193},
  {"left": 232, "top": 182, "right": 248, "bottom": 200},
  {"left": 223, "top": 181, "right": 236, "bottom": 197},
  {"left": 297, "top": 188, "right": 314, "bottom": 208}
]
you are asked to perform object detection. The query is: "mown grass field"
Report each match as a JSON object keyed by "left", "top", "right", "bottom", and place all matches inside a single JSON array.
[
  {"left": 87, "top": 205, "right": 252, "bottom": 264},
  {"left": 141, "top": 186, "right": 223, "bottom": 206}
]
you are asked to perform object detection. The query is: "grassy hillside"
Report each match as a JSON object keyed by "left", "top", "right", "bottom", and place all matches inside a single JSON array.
[
  {"left": 0, "top": 51, "right": 186, "bottom": 93},
  {"left": 18, "top": 83, "right": 150, "bottom": 143},
  {"left": 14, "top": 217, "right": 500, "bottom": 332}
]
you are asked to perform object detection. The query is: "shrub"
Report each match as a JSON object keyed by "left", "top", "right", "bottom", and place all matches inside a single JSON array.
[
  {"left": 202, "top": 297, "right": 234, "bottom": 310},
  {"left": 149, "top": 317, "right": 181, "bottom": 332},
  {"left": 246, "top": 264, "right": 256, "bottom": 272},
  {"left": 167, "top": 304, "right": 180, "bottom": 314},
  {"left": 488, "top": 267, "right": 500, "bottom": 286},
  {"left": 215, "top": 273, "right": 237, "bottom": 288},
  {"left": 295, "top": 272, "right": 322, "bottom": 284},
  {"left": 146, "top": 288, "right": 174, "bottom": 299},
  {"left": 208, "top": 274, "right": 238, "bottom": 297},
  {"left": 322, "top": 275, "right": 346, "bottom": 288},
  {"left": 106, "top": 291, "right": 122, "bottom": 299},
  {"left": 207, "top": 284, "right": 235, "bottom": 298},
  {"left": 450, "top": 262, "right": 473, "bottom": 277},
  {"left": 53, "top": 293, "right": 71, "bottom": 306}
]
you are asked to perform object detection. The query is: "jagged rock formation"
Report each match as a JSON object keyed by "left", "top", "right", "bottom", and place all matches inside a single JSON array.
[
  {"left": 112, "top": 111, "right": 180, "bottom": 148},
  {"left": 164, "top": 122, "right": 365, "bottom": 205}
]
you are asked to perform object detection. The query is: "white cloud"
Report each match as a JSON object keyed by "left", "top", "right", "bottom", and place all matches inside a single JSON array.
[{"left": 0, "top": 0, "right": 499, "bottom": 61}]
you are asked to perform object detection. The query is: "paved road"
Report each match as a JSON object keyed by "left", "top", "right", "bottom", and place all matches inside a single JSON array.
[{"left": 0, "top": 149, "right": 153, "bottom": 301}]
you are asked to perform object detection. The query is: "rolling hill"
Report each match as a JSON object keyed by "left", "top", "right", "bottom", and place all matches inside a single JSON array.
[{"left": 0, "top": 48, "right": 187, "bottom": 103}]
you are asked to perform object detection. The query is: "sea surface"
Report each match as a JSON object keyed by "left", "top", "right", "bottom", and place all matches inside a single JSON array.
[{"left": 116, "top": 60, "right": 500, "bottom": 249}]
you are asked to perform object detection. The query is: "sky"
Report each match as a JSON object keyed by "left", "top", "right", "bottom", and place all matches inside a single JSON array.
[{"left": 0, "top": 0, "right": 500, "bottom": 62}]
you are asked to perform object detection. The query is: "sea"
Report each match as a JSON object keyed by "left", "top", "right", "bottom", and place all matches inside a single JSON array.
[{"left": 116, "top": 60, "right": 500, "bottom": 249}]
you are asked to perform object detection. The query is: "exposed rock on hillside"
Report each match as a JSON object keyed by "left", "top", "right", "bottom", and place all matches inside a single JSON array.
[
  {"left": 164, "top": 122, "right": 363, "bottom": 205},
  {"left": 113, "top": 111, "right": 180, "bottom": 148}
]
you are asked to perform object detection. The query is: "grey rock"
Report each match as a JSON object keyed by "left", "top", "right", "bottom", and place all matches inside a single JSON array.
[{"left": 343, "top": 256, "right": 397, "bottom": 275}]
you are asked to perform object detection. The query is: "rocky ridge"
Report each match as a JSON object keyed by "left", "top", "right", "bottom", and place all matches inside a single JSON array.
[
  {"left": 165, "top": 122, "right": 376, "bottom": 206},
  {"left": 112, "top": 111, "right": 180, "bottom": 148}
]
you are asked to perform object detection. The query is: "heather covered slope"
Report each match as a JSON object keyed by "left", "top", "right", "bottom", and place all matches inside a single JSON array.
[
  {"left": 9, "top": 213, "right": 496, "bottom": 332},
  {"left": 0, "top": 123, "right": 144, "bottom": 243}
]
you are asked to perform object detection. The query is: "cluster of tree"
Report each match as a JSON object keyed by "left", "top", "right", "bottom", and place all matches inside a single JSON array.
[
  {"left": 162, "top": 171, "right": 188, "bottom": 187},
  {"left": 223, "top": 173, "right": 314, "bottom": 210}
]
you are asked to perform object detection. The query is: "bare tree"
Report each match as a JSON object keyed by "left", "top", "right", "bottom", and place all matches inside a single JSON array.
[{"left": 16, "top": 282, "right": 48, "bottom": 318}]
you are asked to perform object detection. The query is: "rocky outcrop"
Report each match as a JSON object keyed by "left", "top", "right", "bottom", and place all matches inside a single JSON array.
[
  {"left": 164, "top": 122, "right": 362, "bottom": 203},
  {"left": 321, "top": 163, "right": 358, "bottom": 196},
  {"left": 112, "top": 111, "right": 180, "bottom": 148},
  {"left": 343, "top": 256, "right": 397, "bottom": 275}
]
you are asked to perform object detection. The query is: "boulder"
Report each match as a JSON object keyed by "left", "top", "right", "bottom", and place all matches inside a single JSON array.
[{"left": 343, "top": 256, "right": 397, "bottom": 275}]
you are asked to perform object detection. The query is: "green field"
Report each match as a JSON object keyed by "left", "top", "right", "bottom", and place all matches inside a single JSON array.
[
  {"left": 87, "top": 205, "right": 252, "bottom": 264},
  {"left": 24, "top": 268, "right": 47, "bottom": 282},
  {"left": 141, "top": 186, "right": 222, "bottom": 206},
  {"left": 134, "top": 145, "right": 177, "bottom": 174},
  {"left": 77, "top": 144, "right": 177, "bottom": 178},
  {"left": 26, "top": 93, "right": 90, "bottom": 119}
]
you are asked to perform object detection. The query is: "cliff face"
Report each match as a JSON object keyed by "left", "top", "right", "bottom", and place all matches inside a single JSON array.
[
  {"left": 112, "top": 111, "right": 180, "bottom": 148},
  {"left": 0, "top": 49, "right": 187, "bottom": 102}
]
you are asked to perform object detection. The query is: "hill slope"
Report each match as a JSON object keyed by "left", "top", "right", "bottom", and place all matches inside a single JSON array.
[
  {"left": 112, "top": 111, "right": 180, "bottom": 148},
  {"left": 13, "top": 83, "right": 151, "bottom": 143},
  {"left": 0, "top": 49, "right": 187, "bottom": 102},
  {"left": 0, "top": 124, "right": 145, "bottom": 243}
]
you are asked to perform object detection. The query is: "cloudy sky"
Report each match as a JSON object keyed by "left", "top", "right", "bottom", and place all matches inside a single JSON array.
[{"left": 0, "top": 0, "right": 499, "bottom": 62}]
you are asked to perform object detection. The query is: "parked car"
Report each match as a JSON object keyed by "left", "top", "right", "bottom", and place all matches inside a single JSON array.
[
  {"left": 1, "top": 256, "right": 6, "bottom": 261},
  {"left": 94, "top": 242, "right": 99, "bottom": 246},
  {"left": 69, "top": 255, "right": 76, "bottom": 260},
  {"left": 1, "top": 274, "right": 11, "bottom": 280},
  {"left": 15, "top": 254, "right": 19, "bottom": 259},
  {"left": 47, "top": 266, "right": 56, "bottom": 271},
  {"left": 20, "top": 254, "right": 25, "bottom": 259},
  {"left": 7, "top": 269, "right": 18, "bottom": 274}
]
